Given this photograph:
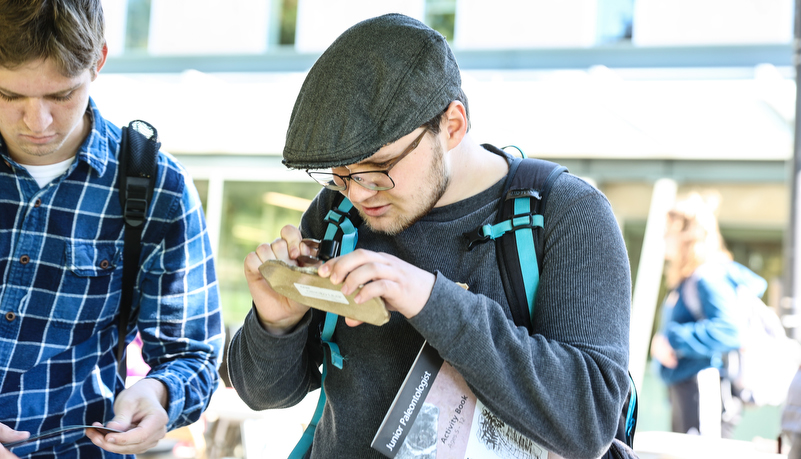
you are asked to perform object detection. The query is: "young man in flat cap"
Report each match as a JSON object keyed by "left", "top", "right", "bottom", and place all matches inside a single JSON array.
[
  {"left": 0, "top": 1, "right": 223, "bottom": 457},
  {"left": 228, "top": 13, "right": 631, "bottom": 459}
]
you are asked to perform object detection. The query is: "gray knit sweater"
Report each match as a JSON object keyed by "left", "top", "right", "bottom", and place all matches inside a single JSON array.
[{"left": 227, "top": 153, "right": 632, "bottom": 459}]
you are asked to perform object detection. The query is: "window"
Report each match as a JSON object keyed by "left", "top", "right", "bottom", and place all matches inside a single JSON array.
[
  {"left": 124, "top": 0, "right": 151, "bottom": 53},
  {"left": 426, "top": 0, "right": 456, "bottom": 41},
  {"left": 277, "top": 0, "right": 299, "bottom": 46},
  {"left": 217, "top": 181, "right": 320, "bottom": 325}
]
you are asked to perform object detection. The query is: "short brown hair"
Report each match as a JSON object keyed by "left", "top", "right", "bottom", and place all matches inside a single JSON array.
[
  {"left": 0, "top": 0, "right": 105, "bottom": 77},
  {"left": 421, "top": 89, "right": 471, "bottom": 135}
]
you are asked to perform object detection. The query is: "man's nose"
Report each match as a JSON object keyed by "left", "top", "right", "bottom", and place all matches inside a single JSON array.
[
  {"left": 346, "top": 181, "right": 379, "bottom": 203},
  {"left": 23, "top": 99, "right": 53, "bottom": 133}
]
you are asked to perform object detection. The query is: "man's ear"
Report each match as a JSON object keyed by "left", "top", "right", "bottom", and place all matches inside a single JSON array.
[
  {"left": 443, "top": 100, "right": 467, "bottom": 151},
  {"left": 92, "top": 43, "right": 109, "bottom": 80}
]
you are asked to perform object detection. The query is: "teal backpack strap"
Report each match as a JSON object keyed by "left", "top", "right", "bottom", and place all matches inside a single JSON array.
[
  {"left": 289, "top": 197, "right": 358, "bottom": 459},
  {"left": 512, "top": 196, "right": 541, "bottom": 320},
  {"left": 463, "top": 153, "right": 565, "bottom": 329},
  {"left": 289, "top": 312, "right": 341, "bottom": 458},
  {"left": 320, "top": 198, "right": 358, "bottom": 260},
  {"left": 624, "top": 372, "right": 638, "bottom": 445}
]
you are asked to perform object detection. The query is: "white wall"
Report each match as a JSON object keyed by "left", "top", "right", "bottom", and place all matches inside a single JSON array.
[
  {"left": 148, "top": 0, "right": 271, "bottom": 55},
  {"left": 633, "top": 0, "right": 794, "bottom": 46},
  {"left": 101, "top": 0, "right": 128, "bottom": 56},
  {"left": 454, "top": 0, "right": 599, "bottom": 49},
  {"left": 294, "top": 0, "right": 426, "bottom": 53}
]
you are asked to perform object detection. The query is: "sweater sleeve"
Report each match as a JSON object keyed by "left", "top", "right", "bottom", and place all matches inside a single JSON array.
[
  {"left": 137, "top": 153, "right": 225, "bottom": 430},
  {"left": 409, "top": 175, "right": 631, "bottom": 459},
  {"left": 227, "top": 308, "right": 324, "bottom": 410}
]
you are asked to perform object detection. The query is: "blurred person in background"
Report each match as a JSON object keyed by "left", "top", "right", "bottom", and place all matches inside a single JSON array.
[
  {"left": 0, "top": 1, "right": 224, "bottom": 457},
  {"left": 650, "top": 192, "right": 766, "bottom": 438},
  {"left": 783, "top": 367, "right": 801, "bottom": 458}
]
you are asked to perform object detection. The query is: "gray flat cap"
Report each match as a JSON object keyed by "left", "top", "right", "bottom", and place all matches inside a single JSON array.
[{"left": 282, "top": 13, "right": 462, "bottom": 170}]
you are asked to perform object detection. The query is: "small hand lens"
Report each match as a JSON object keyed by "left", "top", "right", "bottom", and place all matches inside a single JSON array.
[{"left": 297, "top": 238, "right": 340, "bottom": 266}]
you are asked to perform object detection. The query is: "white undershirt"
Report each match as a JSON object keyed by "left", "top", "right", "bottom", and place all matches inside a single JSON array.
[{"left": 21, "top": 157, "right": 76, "bottom": 188}]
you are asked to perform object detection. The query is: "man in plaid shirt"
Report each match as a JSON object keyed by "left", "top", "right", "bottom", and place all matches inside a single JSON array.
[{"left": 0, "top": 1, "right": 224, "bottom": 457}]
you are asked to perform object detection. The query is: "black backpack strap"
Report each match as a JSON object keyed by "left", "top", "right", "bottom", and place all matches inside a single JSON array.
[
  {"left": 481, "top": 152, "right": 639, "bottom": 450},
  {"left": 495, "top": 157, "right": 566, "bottom": 331},
  {"left": 117, "top": 120, "right": 160, "bottom": 379}
]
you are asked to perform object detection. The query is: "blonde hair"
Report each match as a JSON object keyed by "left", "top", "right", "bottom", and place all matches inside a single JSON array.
[{"left": 664, "top": 191, "right": 732, "bottom": 288}]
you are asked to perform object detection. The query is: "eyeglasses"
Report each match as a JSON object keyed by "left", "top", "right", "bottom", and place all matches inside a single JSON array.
[{"left": 307, "top": 129, "right": 427, "bottom": 191}]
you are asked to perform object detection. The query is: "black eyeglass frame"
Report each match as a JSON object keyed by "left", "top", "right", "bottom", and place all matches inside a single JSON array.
[{"left": 306, "top": 129, "right": 427, "bottom": 191}]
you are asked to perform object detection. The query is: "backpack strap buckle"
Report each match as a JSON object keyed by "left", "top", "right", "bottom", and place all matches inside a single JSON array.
[
  {"left": 463, "top": 212, "right": 544, "bottom": 251},
  {"left": 510, "top": 212, "right": 542, "bottom": 231},
  {"left": 463, "top": 225, "right": 491, "bottom": 250},
  {"left": 123, "top": 197, "right": 148, "bottom": 228},
  {"left": 325, "top": 207, "right": 350, "bottom": 224}
]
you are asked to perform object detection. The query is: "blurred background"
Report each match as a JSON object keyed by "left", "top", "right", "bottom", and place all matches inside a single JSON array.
[{"left": 95, "top": 0, "right": 797, "bottom": 457}]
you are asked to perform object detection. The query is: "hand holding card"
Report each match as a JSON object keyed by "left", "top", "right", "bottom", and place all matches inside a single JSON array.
[{"left": 2, "top": 426, "right": 122, "bottom": 449}]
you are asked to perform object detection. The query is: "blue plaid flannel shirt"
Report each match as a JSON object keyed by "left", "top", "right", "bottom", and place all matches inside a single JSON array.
[{"left": 0, "top": 99, "right": 224, "bottom": 458}]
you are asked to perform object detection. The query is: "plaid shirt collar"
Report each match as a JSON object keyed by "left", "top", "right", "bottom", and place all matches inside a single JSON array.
[{"left": 0, "top": 97, "right": 112, "bottom": 177}]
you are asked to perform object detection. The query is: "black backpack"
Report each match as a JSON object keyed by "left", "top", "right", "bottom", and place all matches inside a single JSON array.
[
  {"left": 294, "top": 151, "right": 639, "bottom": 458},
  {"left": 116, "top": 120, "right": 160, "bottom": 379},
  {"left": 464, "top": 151, "right": 638, "bottom": 457}
]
